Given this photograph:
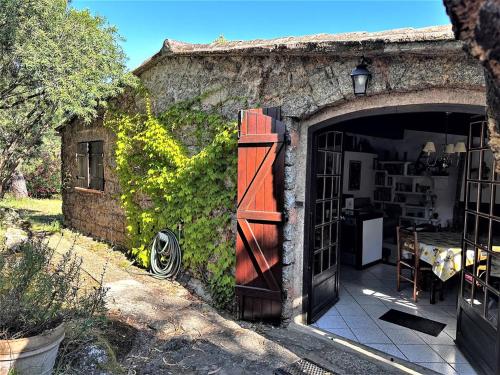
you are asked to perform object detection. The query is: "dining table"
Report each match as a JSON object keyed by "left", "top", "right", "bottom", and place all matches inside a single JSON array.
[
  {"left": 418, "top": 231, "right": 472, "bottom": 283},
  {"left": 418, "top": 231, "right": 500, "bottom": 282}
]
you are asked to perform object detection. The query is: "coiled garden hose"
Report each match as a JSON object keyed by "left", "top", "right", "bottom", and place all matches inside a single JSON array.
[{"left": 149, "top": 229, "right": 181, "bottom": 279}]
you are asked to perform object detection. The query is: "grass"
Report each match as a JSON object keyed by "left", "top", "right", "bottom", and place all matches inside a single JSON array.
[
  {"left": 0, "top": 196, "right": 131, "bottom": 269},
  {"left": 0, "top": 196, "right": 63, "bottom": 233},
  {"left": 0, "top": 196, "right": 116, "bottom": 253}
]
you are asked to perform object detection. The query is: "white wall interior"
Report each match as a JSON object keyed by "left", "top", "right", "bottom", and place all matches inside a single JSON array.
[
  {"left": 342, "top": 151, "right": 377, "bottom": 200},
  {"left": 344, "top": 129, "right": 467, "bottom": 227}
]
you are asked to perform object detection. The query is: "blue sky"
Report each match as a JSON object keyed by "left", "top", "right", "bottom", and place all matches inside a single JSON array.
[{"left": 72, "top": 1, "right": 451, "bottom": 70}]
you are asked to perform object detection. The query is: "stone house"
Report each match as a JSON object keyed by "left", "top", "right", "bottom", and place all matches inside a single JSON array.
[{"left": 60, "top": 25, "right": 500, "bottom": 373}]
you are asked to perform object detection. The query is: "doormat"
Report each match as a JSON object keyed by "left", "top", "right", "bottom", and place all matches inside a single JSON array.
[
  {"left": 379, "top": 309, "right": 446, "bottom": 337},
  {"left": 274, "top": 359, "right": 336, "bottom": 375}
]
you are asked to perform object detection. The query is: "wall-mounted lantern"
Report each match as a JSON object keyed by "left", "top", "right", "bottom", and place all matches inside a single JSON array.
[{"left": 350, "top": 57, "right": 371, "bottom": 96}]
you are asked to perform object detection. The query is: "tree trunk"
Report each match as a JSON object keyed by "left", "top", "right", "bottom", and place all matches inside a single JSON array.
[
  {"left": 443, "top": 0, "right": 500, "bottom": 171},
  {"left": 9, "top": 170, "right": 28, "bottom": 198},
  {"left": 0, "top": 156, "right": 21, "bottom": 199}
]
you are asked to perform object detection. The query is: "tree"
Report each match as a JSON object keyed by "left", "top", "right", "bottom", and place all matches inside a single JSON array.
[
  {"left": 443, "top": 0, "right": 500, "bottom": 171},
  {"left": 21, "top": 133, "right": 61, "bottom": 198},
  {"left": 0, "top": 0, "right": 135, "bottom": 196}
]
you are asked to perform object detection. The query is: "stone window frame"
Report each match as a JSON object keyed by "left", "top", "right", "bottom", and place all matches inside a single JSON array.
[{"left": 76, "top": 140, "right": 105, "bottom": 191}]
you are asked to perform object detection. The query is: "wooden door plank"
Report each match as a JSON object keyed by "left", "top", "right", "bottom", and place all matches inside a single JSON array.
[
  {"left": 239, "top": 134, "right": 283, "bottom": 144},
  {"left": 238, "top": 218, "right": 281, "bottom": 292},
  {"left": 237, "top": 210, "right": 283, "bottom": 222}
]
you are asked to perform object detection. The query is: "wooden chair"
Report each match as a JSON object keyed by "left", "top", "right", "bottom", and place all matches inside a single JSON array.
[{"left": 396, "top": 226, "right": 433, "bottom": 302}]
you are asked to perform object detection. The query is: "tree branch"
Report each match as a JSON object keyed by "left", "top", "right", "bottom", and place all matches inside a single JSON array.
[{"left": 0, "top": 90, "right": 45, "bottom": 109}]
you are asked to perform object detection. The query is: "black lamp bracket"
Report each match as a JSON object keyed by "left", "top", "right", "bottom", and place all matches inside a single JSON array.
[{"left": 359, "top": 56, "right": 372, "bottom": 66}]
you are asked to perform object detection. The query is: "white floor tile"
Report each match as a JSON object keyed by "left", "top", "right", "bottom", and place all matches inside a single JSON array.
[
  {"left": 416, "top": 362, "right": 458, "bottom": 375},
  {"left": 430, "top": 345, "right": 468, "bottom": 364},
  {"left": 323, "top": 306, "right": 340, "bottom": 316},
  {"left": 450, "top": 363, "right": 479, "bottom": 375},
  {"left": 418, "top": 303, "right": 453, "bottom": 314},
  {"left": 417, "top": 331, "right": 456, "bottom": 345},
  {"left": 338, "top": 291, "right": 351, "bottom": 299},
  {"left": 343, "top": 285, "right": 380, "bottom": 296},
  {"left": 351, "top": 327, "right": 392, "bottom": 344},
  {"left": 334, "top": 265, "right": 475, "bottom": 371},
  {"left": 366, "top": 343, "right": 407, "bottom": 360},
  {"left": 422, "top": 312, "right": 455, "bottom": 325},
  {"left": 342, "top": 315, "right": 379, "bottom": 329},
  {"left": 383, "top": 328, "right": 426, "bottom": 344},
  {"left": 373, "top": 318, "right": 402, "bottom": 330},
  {"left": 445, "top": 329, "right": 456, "bottom": 340},
  {"left": 396, "top": 344, "right": 445, "bottom": 363},
  {"left": 336, "top": 303, "right": 367, "bottom": 317},
  {"left": 373, "top": 290, "right": 401, "bottom": 299},
  {"left": 352, "top": 295, "right": 388, "bottom": 306},
  {"left": 381, "top": 303, "right": 423, "bottom": 316},
  {"left": 316, "top": 315, "right": 349, "bottom": 330},
  {"left": 370, "top": 272, "right": 398, "bottom": 282},
  {"left": 335, "top": 294, "right": 357, "bottom": 305},
  {"left": 438, "top": 304, "right": 459, "bottom": 317},
  {"left": 341, "top": 273, "right": 378, "bottom": 282},
  {"left": 360, "top": 304, "right": 389, "bottom": 318}
]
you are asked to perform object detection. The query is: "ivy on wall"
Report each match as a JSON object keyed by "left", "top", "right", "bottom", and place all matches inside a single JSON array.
[{"left": 105, "top": 99, "right": 238, "bottom": 306}]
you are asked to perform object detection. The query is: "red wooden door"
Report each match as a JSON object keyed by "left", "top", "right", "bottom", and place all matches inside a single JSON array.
[{"left": 236, "top": 107, "right": 285, "bottom": 322}]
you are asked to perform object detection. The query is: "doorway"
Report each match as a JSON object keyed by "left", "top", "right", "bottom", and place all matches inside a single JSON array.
[{"left": 303, "top": 106, "right": 497, "bottom": 374}]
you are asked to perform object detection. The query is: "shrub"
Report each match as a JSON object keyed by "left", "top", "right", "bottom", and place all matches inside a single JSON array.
[
  {"left": 0, "top": 239, "right": 107, "bottom": 343},
  {"left": 106, "top": 99, "right": 238, "bottom": 307}
]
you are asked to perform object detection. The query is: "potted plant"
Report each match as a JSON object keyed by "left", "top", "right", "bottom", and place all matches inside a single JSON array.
[{"left": 0, "top": 240, "right": 106, "bottom": 375}]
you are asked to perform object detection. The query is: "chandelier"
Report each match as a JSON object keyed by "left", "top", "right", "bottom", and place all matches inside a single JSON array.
[{"left": 422, "top": 112, "right": 467, "bottom": 169}]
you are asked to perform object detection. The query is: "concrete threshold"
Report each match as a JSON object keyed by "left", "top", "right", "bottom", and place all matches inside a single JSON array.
[{"left": 259, "top": 322, "right": 440, "bottom": 375}]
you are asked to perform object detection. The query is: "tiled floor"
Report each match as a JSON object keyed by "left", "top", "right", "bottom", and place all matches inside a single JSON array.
[{"left": 312, "top": 263, "right": 478, "bottom": 375}]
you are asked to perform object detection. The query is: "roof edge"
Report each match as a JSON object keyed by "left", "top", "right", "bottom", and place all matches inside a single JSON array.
[{"left": 132, "top": 25, "right": 458, "bottom": 75}]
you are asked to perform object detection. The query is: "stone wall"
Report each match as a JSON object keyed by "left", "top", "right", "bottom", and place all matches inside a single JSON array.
[
  {"left": 60, "top": 116, "right": 127, "bottom": 246},
  {"left": 61, "top": 26, "right": 487, "bottom": 323},
  {"left": 141, "top": 51, "right": 485, "bottom": 121}
]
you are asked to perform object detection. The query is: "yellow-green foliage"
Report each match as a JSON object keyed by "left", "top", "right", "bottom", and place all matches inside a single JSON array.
[{"left": 106, "top": 100, "right": 237, "bottom": 306}]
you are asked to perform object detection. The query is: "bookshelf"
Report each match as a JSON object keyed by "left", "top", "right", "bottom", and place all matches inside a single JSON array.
[{"left": 373, "top": 161, "right": 437, "bottom": 225}]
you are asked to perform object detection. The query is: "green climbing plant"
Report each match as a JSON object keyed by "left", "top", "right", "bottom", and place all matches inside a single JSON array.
[{"left": 105, "top": 98, "right": 237, "bottom": 307}]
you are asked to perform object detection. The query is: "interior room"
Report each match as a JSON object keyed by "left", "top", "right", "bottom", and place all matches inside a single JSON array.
[{"left": 311, "top": 112, "right": 499, "bottom": 374}]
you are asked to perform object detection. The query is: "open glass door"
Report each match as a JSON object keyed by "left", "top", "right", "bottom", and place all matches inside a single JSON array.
[
  {"left": 307, "top": 130, "right": 343, "bottom": 323},
  {"left": 457, "top": 119, "right": 500, "bottom": 374}
]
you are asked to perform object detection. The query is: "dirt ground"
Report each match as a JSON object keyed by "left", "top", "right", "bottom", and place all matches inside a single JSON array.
[{"left": 46, "top": 231, "right": 297, "bottom": 375}]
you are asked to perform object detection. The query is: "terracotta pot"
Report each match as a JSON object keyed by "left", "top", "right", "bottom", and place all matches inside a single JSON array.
[{"left": 0, "top": 324, "right": 65, "bottom": 375}]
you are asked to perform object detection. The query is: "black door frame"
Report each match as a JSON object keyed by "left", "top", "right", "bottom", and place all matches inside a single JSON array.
[
  {"left": 456, "top": 118, "right": 500, "bottom": 375},
  {"left": 302, "top": 103, "right": 485, "bottom": 325},
  {"left": 306, "top": 130, "right": 344, "bottom": 323}
]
